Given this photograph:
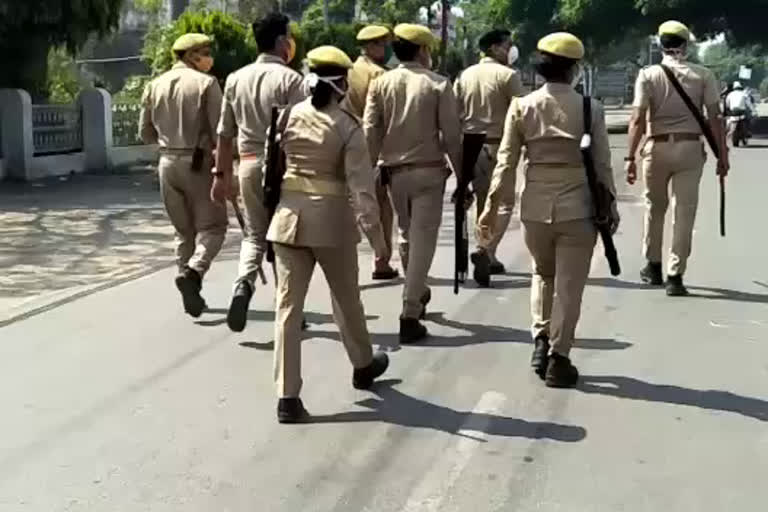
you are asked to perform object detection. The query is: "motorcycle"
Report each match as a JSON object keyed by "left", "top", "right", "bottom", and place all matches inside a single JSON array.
[{"left": 727, "top": 113, "right": 750, "bottom": 147}]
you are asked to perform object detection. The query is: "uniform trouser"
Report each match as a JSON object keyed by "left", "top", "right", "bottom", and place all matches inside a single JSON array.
[
  {"left": 158, "top": 154, "right": 227, "bottom": 277},
  {"left": 237, "top": 156, "right": 269, "bottom": 285},
  {"left": 473, "top": 143, "right": 513, "bottom": 262},
  {"left": 374, "top": 179, "right": 396, "bottom": 266},
  {"left": 273, "top": 242, "right": 375, "bottom": 398},
  {"left": 523, "top": 219, "right": 597, "bottom": 357},
  {"left": 642, "top": 139, "right": 706, "bottom": 276},
  {"left": 390, "top": 168, "right": 446, "bottom": 318}
]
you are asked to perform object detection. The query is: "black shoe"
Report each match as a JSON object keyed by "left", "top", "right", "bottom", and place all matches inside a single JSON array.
[
  {"left": 227, "top": 280, "right": 253, "bottom": 332},
  {"left": 419, "top": 287, "right": 432, "bottom": 320},
  {"left": 545, "top": 353, "right": 579, "bottom": 388},
  {"left": 531, "top": 335, "right": 550, "bottom": 380},
  {"left": 175, "top": 267, "right": 206, "bottom": 318},
  {"left": 489, "top": 261, "right": 506, "bottom": 275},
  {"left": 400, "top": 317, "right": 428, "bottom": 344},
  {"left": 277, "top": 398, "right": 309, "bottom": 424},
  {"left": 471, "top": 250, "right": 491, "bottom": 288},
  {"left": 666, "top": 274, "right": 689, "bottom": 297},
  {"left": 353, "top": 352, "right": 390, "bottom": 390},
  {"left": 640, "top": 262, "right": 664, "bottom": 286}
]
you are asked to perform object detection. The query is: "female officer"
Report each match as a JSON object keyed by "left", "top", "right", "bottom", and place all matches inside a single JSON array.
[
  {"left": 267, "top": 46, "right": 390, "bottom": 423},
  {"left": 477, "top": 33, "right": 618, "bottom": 388}
]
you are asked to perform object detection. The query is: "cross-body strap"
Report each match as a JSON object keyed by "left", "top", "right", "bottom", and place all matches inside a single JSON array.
[{"left": 659, "top": 64, "right": 720, "bottom": 158}]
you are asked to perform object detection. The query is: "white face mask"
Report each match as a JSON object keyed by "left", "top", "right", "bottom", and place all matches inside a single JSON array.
[
  {"left": 507, "top": 45, "right": 519, "bottom": 66},
  {"left": 304, "top": 73, "right": 347, "bottom": 98}
]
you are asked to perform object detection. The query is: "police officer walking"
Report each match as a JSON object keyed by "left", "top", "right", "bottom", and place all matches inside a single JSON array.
[
  {"left": 344, "top": 25, "right": 400, "bottom": 281},
  {"left": 268, "top": 46, "right": 390, "bottom": 423},
  {"left": 626, "top": 21, "right": 729, "bottom": 296},
  {"left": 140, "top": 33, "right": 227, "bottom": 318},
  {"left": 213, "top": 13, "right": 305, "bottom": 332},
  {"left": 364, "top": 24, "right": 462, "bottom": 344},
  {"left": 454, "top": 28, "right": 524, "bottom": 286},
  {"left": 478, "top": 33, "right": 618, "bottom": 388}
]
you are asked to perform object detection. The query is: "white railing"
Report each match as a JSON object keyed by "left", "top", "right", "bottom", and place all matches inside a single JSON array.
[{"left": 32, "top": 105, "right": 83, "bottom": 156}]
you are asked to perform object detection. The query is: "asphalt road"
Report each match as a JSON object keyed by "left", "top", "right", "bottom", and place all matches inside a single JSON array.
[{"left": 1, "top": 136, "right": 767, "bottom": 511}]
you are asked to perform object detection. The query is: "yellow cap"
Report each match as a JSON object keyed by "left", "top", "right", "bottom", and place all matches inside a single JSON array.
[
  {"left": 306, "top": 45, "right": 354, "bottom": 69},
  {"left": 658, "top": 20, "right": 691, "bottom": 40},
  {"left": 172, "top": 33, "right": 212, "bottom": 52},
  {"left": 394, "top": 23, "right": 437, "bottom": 47},
  {"left": 357, "top": 25, "right": 391, "bottom": 42},
  {"left": 537, "top": 32, "right": 585, "bottom": 60}
]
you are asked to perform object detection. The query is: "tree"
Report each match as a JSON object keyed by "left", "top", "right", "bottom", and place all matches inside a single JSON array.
[
  {"left": 701, "top": 41, "right": 767, "bottom": 89},
  {"left": 0, "top": 0, "right": 125, "bottom": 100}
]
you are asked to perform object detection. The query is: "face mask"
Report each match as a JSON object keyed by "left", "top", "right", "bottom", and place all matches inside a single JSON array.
[
  {"left": 196, "top": 55, "right": 214, "bottom": 73},
  {"left": 383, "top": 45, "right": 393, "bottom": 65},
  {"left": 507, "top": 45, "right": 519, "bottom": 66},
  {"left": 286, "top": 38, "right": 296, "bottom": 64},
  {"left": 304, "top": 73, "right": 347, "bottom": 99}
]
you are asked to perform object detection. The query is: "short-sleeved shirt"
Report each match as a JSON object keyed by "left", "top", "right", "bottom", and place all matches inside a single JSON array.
[
  {"left": 343, "top": 55, "right": 387, "bottom": 119},
  {"left": 454, "top": 57, "right": 524, "bottom": 139},
  {"left": 140, "top": 62, "right": 222, "bottom": 150},
  {"left": 217, "top": 54, "right": 305, "bottom": 155},
  {"left": 363, "top": 62, "right": 461, "bottom": 173},
  {"left": 633, "top": 55, "right": 720, "bottom": 136}
]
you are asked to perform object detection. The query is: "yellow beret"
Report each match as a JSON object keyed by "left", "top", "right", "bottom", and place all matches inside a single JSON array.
[
  {"left": 537, "top": 32, "right": 585, "bottom": 60},
  {"left": 306, "top": 45, "right": 354, "bottom": 69},
  {"left": 658, "top": 20, "right": 691, "bottom": 40},
  {"left": 357, "top": 25, "right": 391, "bottom": 42},
  {"left": 394, "top": 23, "right": 437, "bottom": 47},
  {"left": 172, "top": 33, "right": 212, "bottom": 52}
]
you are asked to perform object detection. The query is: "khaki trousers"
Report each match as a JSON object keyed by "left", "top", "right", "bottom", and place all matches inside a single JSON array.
[
  {"left": 237, "top": 156, "right": 269, "bottom": 285},
  {"left": 390, "top": 168, "right": 446, "bottom": 318},
  {"left": 523, "top": 219, "right": 596, "bottom": 357},
  {"left": 473, "top": 143, "right": 513, "bottom": 262},
  {"left": 158, "top": 155, "right": 227, "bottom": 276},
  {"left": 273, "top": 242, "right": 374, "bottom": 398},
  {"left": 374, "top": 179, "right": 396, "bottom": 266},
  {"left": 642, "top": 139, "right": 706, "bottom": 276}
]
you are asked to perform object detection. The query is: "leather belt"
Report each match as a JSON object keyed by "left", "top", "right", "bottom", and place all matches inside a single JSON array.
[
  {"left": 382, "top": 160, "right": 447, "bottom": 175},
  {"left": 281, "top": 175, "right": 347, "bottom": 196},
  {"left": 484, "top": 137, "right": 502, "bottom": 145},
  {"left": 159, "top": 148, "right": 196, "bottom": 156},
  {"left": 650, "top": 133, "right": 701, "bottom": 142}
]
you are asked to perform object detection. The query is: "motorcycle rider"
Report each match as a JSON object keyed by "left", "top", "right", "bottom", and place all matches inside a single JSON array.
[{"left": 725, "top": 81, "right": 754, "bottom": 139}]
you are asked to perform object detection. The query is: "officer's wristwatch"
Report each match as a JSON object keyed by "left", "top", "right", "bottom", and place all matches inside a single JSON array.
[
  {"left": 212, "top": 170, "right": 225, "bottom": 177},
  {"left": 624, "top": 156, "right": 635, "bottom": 162}
]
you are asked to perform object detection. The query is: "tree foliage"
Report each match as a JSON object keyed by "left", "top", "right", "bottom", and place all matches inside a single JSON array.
[{"left": 701, "top": 41, "right": 767, "bottom": 89}]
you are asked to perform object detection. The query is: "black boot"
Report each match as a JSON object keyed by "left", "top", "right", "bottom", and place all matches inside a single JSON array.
[
  {"left": 353, "top": 352, "right": 390, "bottom": 390},
  {"left": 640, "top": 262, "right": 664, "bottom": 286},
  {"left": 545, "top": 353, "right": 579, "bottom": 388},
  {"left": 489, "top": 260, "right": 506, "bottom": 275},
  {"left": 666, "top": 274, "right": 689, "bottom": 297},
  {"left": 227, "top": 280, "right": 253, "bottom": 332},
  {"left": 419, "top": 287, "right": 432, "bottom": 320},
  {"left": 531, "top": 335, "right": 550, "bottom": 380},
  {"left": 400, "top": 317, "right": 428, "bottom": 344},
  {"left": 277, "top": 398, "right": 309, "bottom": 424},
  {"left": 175, "top": 266, "right": 206, "bottom": 318},
  {"left": 471, "top": 250, "right": 491, "bottom": 288}
]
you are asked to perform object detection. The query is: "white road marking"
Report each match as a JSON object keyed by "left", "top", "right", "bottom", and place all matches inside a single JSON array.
[{"left": 401, "top": 391, "right": 507, "bottom": 512}]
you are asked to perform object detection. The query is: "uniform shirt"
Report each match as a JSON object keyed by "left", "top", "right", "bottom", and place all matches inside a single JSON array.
[
  {"left": 267, "top": 98, "right": 384, "bottom": 249},
  {"left": 343, "top": 55, "right": 387, "bottom": 119},
  {"left": 363, "top": 62, "right": 461, "bottom": 173},
  {"left": 486, "top": 82, "right": 616, "bottom": 224},
  {"left": 725, "top": 89, "right": 753, "bottom": 113},
  {"left": 454, "top": 57, "right": 524, "bottom": 139},
  {"left": 217, "top": 54, "right": 305, "bottom": 155},
  {"left": 140, "top": 62, "right": 222, "bottom": 150},
  {"left": 633, "top": 55, "right": 720, "bottom": 136}
]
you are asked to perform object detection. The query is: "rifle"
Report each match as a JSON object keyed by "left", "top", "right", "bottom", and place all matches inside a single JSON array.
[
  {"left": 581, "top": 96, "right": 621, "bottom": 276},
  {"left": 454, "top": 133, "right": 486, "bottom": 294},
  {"left": 264, "top": 106, "right": 286, "bottom": 267},
  {"left": 660, "top": 64, "right": 726, "bottom": 237}
]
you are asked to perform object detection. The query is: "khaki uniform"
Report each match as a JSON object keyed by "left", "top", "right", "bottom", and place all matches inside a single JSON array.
[
  {"left": 455, "top": 57, "right": 524, "bottom": 261},
  {"left": 344, "top": 55, "right": 396, "bottom": 265},
  {"left": 484, "top": 83, "right": 616, "bottom": 356},
  {"left": 267, "top": 99, "right": 385, "bottom": 398},
  {"left": 633, "top": 56, "right": 720, "bottom": 276},
  {"left": 140, "top": 62, "right": 227, "bottom": 276},
  {"left": 364, "top": 62, "right": 461, "bottom": 318},
  {"left": 218, "top": 54, "right": 305, "bottom": 285}
]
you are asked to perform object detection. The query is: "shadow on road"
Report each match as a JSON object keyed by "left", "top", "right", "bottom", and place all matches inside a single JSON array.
[
  {"left": 309, "top": 379, "right": 588, "bottom": 442},
  {"left": 578, "top": 375, "right": 768, "bottom": 422},
  {"left": 198, "top": 309, "right": 379, "bottom": 328},
  {"left": 587, "top": 278, "right": 768, "bottom": 303}
]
